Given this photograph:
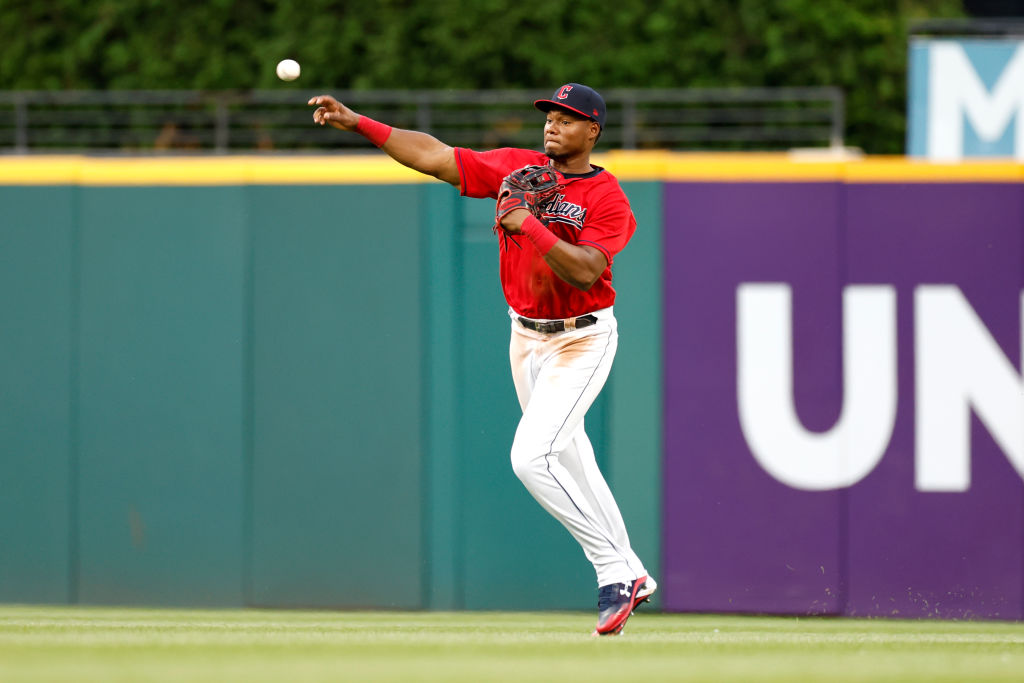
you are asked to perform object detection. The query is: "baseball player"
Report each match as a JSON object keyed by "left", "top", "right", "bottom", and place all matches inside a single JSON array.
[{"left": 310, "top": 83, "right": 655, "bottom": 635}]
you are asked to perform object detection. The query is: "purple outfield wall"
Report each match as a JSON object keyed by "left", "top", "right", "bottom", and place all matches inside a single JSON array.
[{"left": 662, "top": 180, "right": 1024, "bottom": 620}]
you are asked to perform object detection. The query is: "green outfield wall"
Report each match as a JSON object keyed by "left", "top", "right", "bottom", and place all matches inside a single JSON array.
[{"left": 0, "top": 156, "right": 663, "bottom": 610}]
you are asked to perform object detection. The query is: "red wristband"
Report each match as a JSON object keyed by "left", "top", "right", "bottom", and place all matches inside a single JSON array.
[
  {"left": 355, "top": 115, "right": 393, "bottom": 147},
  {"left": 519, "top": 215, "right": 559, "bottom": 255}
]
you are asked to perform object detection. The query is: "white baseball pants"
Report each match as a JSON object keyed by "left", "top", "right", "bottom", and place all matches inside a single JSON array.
[{"left": 508, "top": 306, "right": 647, "bottom": 587}]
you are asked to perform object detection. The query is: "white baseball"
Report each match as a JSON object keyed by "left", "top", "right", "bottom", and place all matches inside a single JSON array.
[{"left": 276, "top": 59, "right": 301, "bottom": 81}]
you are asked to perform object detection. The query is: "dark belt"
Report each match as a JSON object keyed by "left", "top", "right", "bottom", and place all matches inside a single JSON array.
[{"left": 517, "top": 314, "right": 598, "bottom": 334}]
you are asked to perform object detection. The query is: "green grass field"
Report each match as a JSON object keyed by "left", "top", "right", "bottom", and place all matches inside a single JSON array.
[{"left": 1, "top": 606, "right": 1022, "bottom": 682}]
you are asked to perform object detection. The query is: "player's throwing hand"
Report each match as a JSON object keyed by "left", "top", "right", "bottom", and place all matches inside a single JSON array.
[{"left": 308, "top": 95, "right": 359, "bottom": 131}]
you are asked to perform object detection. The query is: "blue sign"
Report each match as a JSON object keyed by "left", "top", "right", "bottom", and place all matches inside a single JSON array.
[{"left": 908, "top": 39, "right": 1024, "bottom": 160}]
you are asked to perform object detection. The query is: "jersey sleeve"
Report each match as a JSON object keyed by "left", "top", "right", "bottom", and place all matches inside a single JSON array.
[
  {"left": 577, "top": 188, "right": 637, "bottom": 266},
  {"left": 454, "top": 147, "right": 541, "bottom": 199}
]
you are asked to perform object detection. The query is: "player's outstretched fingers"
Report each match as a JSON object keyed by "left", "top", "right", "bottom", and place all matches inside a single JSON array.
[
  {"left": 309, "top": 95, "right": 359, "bottom": 131},
  {"left": 308, "top": 94, "right": 331, "bottom": 106}
]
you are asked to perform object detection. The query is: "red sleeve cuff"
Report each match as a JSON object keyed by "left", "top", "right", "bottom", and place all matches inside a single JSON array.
[{"left": 454, "top": 148, "right": 469, "bottom": 197}]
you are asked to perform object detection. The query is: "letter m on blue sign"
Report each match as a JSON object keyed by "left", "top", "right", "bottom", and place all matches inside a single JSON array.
[{"left": 908, "top": 39, "right": 1024, "bottom": 160}]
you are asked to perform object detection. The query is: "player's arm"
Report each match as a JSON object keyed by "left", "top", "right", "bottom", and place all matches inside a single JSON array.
[
  {"left": 309, "top": 95, "right": 460, "bottom": 189},
  {"left": 501, "top": 209, "right": 607, "bottom": 291},
  {"left": 541, "top": 241, "right": 608, "bottom": 291}
]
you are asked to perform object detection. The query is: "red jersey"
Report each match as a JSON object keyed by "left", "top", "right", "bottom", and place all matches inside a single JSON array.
[{"left": 454, "top": 147, "right": 636, "bottom": 320}]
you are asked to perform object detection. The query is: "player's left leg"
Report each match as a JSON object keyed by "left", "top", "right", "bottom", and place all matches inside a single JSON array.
[
  {"left": 559, "top": 421, "right": 657, "bottom": 635},
  {"left": 557, "top": 424, "right": 643, "bottom": 575}
]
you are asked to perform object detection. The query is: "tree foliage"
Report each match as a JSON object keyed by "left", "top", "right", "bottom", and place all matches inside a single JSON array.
[{"left": 0, "top": 0, "right": 963, "bottom": 152}]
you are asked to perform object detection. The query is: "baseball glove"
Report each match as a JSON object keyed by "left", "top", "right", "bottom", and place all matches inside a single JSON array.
[{"left": 493, "top": 165, "right": 563, "bottom": 234}]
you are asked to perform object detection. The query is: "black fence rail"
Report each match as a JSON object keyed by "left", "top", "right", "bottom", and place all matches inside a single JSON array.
[{"left": 0, "top": 88, "right": 844, "bottom": 153}]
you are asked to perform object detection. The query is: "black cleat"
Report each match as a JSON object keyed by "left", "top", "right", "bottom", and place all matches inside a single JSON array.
[{"left": 593, "top": 575, "right": 657, "bottom": 636}]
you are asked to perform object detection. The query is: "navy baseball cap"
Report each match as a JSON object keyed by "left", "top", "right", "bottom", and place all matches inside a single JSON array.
[{"left": 534, "top": 83, "right": 606, "bottom": 128}]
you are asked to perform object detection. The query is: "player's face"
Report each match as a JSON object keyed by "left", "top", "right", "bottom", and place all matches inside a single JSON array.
[{"left": 543, "top": 109, "right": 599, "bottom": 159}]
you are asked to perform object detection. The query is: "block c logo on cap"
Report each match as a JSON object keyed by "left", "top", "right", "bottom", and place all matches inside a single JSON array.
[{"left": 557, "top": 85, "right": 573, "bottom": 99}]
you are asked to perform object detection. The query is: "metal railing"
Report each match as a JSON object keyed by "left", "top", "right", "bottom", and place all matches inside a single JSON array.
[
  {"left": 0, "top": 88, "right": 844, "bottom": 153},
  {"left": 909, "top": 18, "right": 1024, "bottom": 37}
]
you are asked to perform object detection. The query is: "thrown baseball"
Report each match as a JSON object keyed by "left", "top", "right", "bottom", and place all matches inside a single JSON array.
[{"left": 276, "top": 59, "right": 301, "bottom": 81}]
